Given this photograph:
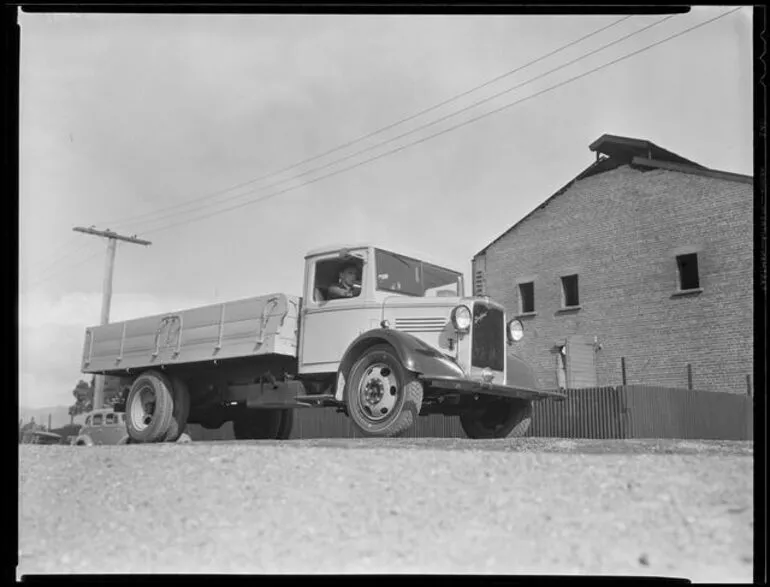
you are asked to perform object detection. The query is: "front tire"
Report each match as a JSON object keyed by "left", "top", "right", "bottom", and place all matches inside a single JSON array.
[
  {"left": 346, "top": 344, "right": 423, "bottom": 437},
  {"left": 460, "top": 398, "right": 533, "bottom": 439}
]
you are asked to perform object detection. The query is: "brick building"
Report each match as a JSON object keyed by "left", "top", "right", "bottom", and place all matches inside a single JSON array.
[{"left": 472, "top": 134, "right": 753, "bottom": 394}]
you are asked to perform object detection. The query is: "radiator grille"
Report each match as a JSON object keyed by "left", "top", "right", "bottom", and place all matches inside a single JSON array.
[{"left": 471, "top": 303, "right": 504, "bottom": 371}]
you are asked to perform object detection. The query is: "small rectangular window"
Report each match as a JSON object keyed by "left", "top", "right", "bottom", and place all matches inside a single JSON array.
[
  {"left": 474, "top": 271, "right": 485, "bottom": 296},
  {"left": 106, "top": 413, "right": 117, "bottom": 425},
  {"left": 676, "top": 253, "right": 700, "bottom": 290},
  {"left": 561, "top": 274, "right": 579, "bottom": 307},
  {"left": 92, "top": 414, "right": 103, "bottom": 426},
  {"left": 518, "top": 282, "right": 535, "bottom": 313}
]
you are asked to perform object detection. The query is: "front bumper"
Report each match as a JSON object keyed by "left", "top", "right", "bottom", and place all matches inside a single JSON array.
[{"left": 420, "top": 375, "right": 567, "bottom": 402}]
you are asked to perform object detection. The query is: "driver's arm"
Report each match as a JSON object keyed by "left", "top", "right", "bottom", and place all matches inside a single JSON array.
[{"left": 327, "top": 284, "right": 352, "bottom": 299}]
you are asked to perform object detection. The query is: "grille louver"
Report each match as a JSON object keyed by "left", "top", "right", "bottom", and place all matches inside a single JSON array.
[{"left": 394, "top": 317, "right": 448, "bottom": 333}]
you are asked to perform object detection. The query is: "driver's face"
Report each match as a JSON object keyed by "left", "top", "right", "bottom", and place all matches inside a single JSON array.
[{"left": 340, "top": 267, "right": 357, "bottom": 286}]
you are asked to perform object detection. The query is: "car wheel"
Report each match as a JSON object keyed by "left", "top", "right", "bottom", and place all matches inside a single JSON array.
[
  {"left": 346, "top": 344, "right": 423, "bottom": 438},
  {"left": 460, "top": 398, "right": 533, "bottom": 439}
]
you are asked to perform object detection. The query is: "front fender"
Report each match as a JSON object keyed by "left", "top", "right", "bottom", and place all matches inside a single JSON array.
[
  {"left": 336, "top": 328, "right": 465, "bottom": 401},
  {"left": 507, "top": 353, "right": 540, "bottom": 390}
]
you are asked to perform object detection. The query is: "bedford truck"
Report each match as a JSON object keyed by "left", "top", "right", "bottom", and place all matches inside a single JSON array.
[{"left": 80, "top": 244, "right": 565, "bottom": 442}]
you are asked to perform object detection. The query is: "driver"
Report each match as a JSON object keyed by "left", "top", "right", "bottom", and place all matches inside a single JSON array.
[{"left": 327, "top": 262, "right": 361, "bottom": 299}]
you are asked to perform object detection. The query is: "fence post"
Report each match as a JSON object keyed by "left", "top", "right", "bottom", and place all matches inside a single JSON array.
[
  {"left": 687, "top": 364, "right": 693, "bottom": 390},
  {"left": 621, "top": 357, "right": 627, "bottom": 386}
]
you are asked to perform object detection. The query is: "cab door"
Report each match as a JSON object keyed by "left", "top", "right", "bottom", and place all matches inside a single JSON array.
[
  {"left": 299, "top": 248, "right": 380, "bottom": 374},
  {"left": 103, "top": 412, "right": 124, "bottom": 444}
]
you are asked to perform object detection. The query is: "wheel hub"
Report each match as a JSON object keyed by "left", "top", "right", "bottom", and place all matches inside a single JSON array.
[
  {"left": 358, "top": 363, "right": 399, "bottom": 422},
  {"left": 130, "top": 385, "right": 157, "bottom": 432}
]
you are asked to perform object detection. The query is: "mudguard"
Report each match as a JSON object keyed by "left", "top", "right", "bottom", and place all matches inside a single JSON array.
[{"left": 335, "top": 328, "right": 465, "bottom": 400}]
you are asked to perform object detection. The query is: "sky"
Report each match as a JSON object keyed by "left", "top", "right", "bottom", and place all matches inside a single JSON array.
[{"left": 18, "top": 7, "right": 753, "bottom": 409}]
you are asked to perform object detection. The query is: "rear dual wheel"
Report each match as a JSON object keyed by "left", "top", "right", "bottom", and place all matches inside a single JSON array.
[
  {"left": 232, "top": 409, "right": 294, "bottom": 440},
  {"left": 125, "top": 370, "right": 190, "bottom": 443}
]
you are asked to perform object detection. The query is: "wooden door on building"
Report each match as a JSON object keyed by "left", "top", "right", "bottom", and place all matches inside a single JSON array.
[{"left": 565, "top": 334, "right": 598, "bottom": 388}]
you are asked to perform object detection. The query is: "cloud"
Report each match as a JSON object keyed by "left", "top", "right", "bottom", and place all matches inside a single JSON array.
[{"left": 19, "top": 290, "right": 213, "bottom": 409}]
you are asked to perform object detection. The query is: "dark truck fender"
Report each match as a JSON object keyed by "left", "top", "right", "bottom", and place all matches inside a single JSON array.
[{"left": 334, "top": 328, "right": 465, "bottom": 401}]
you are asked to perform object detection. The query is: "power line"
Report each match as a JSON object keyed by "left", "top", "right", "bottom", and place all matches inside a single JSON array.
[
  {"left": 116, "top": 14, "right": 674, "bottom": 235},
  {"left": 138, "top": 7, "right": 741, "bottom": 238},
  {"left": 24, "top": 247, "right": 103, "bottom": 291},
  {"left": 27, "top": 235, "right": 86, "bottom": 275},
  {"left": 95, "top": 16, "right": 633, "bottom": 231},
  {"left": 126, "top": 13, "right": 677, "bottom": 234}
]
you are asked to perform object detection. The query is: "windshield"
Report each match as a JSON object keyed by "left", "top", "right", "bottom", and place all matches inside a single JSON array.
[{"left": 374, "top": 249, "right": 462, "bottom": 297}]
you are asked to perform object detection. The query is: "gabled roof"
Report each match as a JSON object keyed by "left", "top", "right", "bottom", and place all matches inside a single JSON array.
[{"left": 474, "top": 134, "right": 753, "bottom": 258}]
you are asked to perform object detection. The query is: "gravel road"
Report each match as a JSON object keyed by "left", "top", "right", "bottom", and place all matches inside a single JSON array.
[{"left": 18, "top": 438, "right": 754, "bottom": 580}]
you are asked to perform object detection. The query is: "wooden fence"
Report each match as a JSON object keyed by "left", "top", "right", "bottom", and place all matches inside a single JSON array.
[{"left": 188, "top": 384, "right": 754, "bottom": 442}]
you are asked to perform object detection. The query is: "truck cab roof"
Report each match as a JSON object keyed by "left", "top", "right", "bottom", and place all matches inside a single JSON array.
[{"left": 305, "top": 244, "right": 464, "bottom": 276}]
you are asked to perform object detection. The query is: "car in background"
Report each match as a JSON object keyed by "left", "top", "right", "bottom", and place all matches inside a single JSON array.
[{"left": 72, "top": 408, "right": 130, "bottom": 446}]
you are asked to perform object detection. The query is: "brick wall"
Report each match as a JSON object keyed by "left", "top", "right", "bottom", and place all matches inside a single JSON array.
[{"left": 476, "top": 164, "right": 753, "bottom": 395}]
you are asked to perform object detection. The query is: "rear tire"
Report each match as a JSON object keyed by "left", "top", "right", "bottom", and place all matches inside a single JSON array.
[
  {"left": 460, "top": 398, "right": 533, "bottom": 439},
  {"left": 232, "top": 409, "right": 284, "bottom": 440},
  {"left": 346, "top": 344, "right": 423, "bottom": 438},
  {"left": 276, "top": 409, "right": 294, "bottom": 440},
  {"left": 162, "top": 376, "right": 191, "bottom": 442},
  {"left": 126, "top": 370, "right": 175, "bottom": 443}
]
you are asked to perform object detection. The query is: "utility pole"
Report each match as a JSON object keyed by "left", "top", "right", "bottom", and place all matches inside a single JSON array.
[{"left": 73, "top": 226, "right": 151, "bottom": 409}]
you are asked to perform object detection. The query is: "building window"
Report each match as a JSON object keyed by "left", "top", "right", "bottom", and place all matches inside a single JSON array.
[
  {"left": 676, "top": 253, "right": 700, "bottom": 290},
  {"left": 561, "top": 274, "right": 579, "bottom": 308},
  {"left": 518, "top": 282, "right": 535, "bottom": 313}
]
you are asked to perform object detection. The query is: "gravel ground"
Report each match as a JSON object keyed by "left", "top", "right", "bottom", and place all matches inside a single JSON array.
[{"left": 18, "top": 438, "right": 754, "bottom": 580}]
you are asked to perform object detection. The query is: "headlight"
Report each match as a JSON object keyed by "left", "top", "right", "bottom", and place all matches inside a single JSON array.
[
  {"left": 507, "top": 319, "right": 524, "bottom": 343},
  {"left": 450, "top": 305, "right": 472, "bottom": 332}
]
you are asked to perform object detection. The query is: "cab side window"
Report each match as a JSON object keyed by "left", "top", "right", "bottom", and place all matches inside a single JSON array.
[
  {"left": 313, "top": 258, "right": 364, "bottom": 302},
  {"left": 106, "top": 413, "right": 117, "bottom": 425},
  {"left": 92, "top": 414, "right": 103, "bottom": 426},
  {"left": 84, "top": 416, "right": 92, "bottom": 427}
]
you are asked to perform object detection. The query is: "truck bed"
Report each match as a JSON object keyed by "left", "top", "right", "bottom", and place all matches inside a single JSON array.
[{"left": 81, "top": 293, "right": 301, "bottom": 375}]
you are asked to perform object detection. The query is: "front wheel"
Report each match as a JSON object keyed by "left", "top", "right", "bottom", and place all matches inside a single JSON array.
[
  {"left": 460, "top": 398, "right": 533, "bottom": 439},
  {"left": 346, "top": 344, "right": 423, "bottom": 438}
]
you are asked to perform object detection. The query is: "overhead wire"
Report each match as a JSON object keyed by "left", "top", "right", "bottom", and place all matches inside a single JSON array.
[
  {"left": 24, "top": 246, "right": 104, "bottom": 292},
  {"left": 135, "top": 7, "right": 741, "bottom": 237},
  {"left": 94, "top": 16, "right": 633, "bottom": 231},
  {"left": 114, "top": 14, "right": 676, "bottom": 235}
]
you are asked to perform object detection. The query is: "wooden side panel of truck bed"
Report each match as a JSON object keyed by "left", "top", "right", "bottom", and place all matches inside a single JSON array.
[{"left": 81, "top": 293, "right": 301, "bottom": 375}]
